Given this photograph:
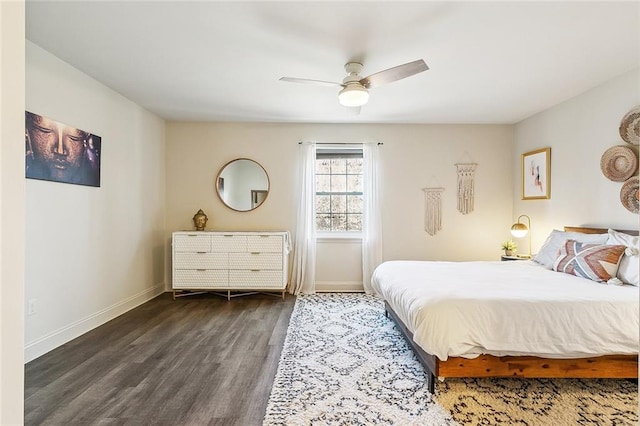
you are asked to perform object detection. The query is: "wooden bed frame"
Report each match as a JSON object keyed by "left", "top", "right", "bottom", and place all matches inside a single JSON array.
[{"left": 384, "top": 225, "right": 639, "bottom": 393}]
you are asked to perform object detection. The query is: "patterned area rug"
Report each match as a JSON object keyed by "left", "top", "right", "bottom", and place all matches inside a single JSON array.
[
  {"left": 437, "top": 377, "right": 637, "bottom": 425},
  {"left": 263, "top": 294, "right": 638, "bottom": 426},
  {"left": 263, "top": 293, "right": 455, "bottom": 425}
]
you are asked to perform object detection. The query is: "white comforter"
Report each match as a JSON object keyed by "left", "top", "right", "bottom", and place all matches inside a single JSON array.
[{"left": 371, "top": 260, "right": 639, "bottom": 361}]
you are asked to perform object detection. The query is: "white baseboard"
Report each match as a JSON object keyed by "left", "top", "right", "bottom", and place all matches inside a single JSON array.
[
  {"left": 315, "top": 280, "right": 364, "bottom": 293},
  {"left": 24, "top": 282, "right": 165, "bottom": 363}
]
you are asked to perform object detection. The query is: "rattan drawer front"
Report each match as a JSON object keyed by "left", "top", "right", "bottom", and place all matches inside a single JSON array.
[
  {"left": 173, "top": 234, "right": 211, "bottom": 252},
  {"left": 174, "top": 252, "right": 227, "bottom": 269},
  {"left": 247, "top": 235, "right": 283, "bottom": 253},
  {"left": 229, "top": 270, "right": 283, "bottom": 288},
  {"left": 173, "top": 269, "right": 228, "bottom": 288},
  {"left": 229, "top": 253, "right": 281, "bottom": 270},
  {"left": 211, "top": 235, "right": 247, "bottom": 253}
]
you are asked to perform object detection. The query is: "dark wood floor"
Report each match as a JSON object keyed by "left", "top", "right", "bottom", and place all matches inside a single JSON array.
[{"left": 25, "top": 292, "right": 296, "bottom": 426}]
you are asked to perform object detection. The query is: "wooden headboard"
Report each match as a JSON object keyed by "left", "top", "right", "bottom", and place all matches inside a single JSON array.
[{"left": 564, "top": 226, "right": 639, "bottom": 236}]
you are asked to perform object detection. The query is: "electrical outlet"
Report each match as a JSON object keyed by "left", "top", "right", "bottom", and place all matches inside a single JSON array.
[{"left": 28, "top": 299, "right": 37, "bottom": 315}]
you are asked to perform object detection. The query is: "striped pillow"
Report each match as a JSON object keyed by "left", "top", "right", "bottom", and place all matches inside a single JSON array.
[{"left": 553, "top": 240, "right": 626, "bottom": 283}]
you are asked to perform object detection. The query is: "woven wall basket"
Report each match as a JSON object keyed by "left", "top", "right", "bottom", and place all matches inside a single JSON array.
[
  {"left": 600, "top": 145, "right": 638, "bottom": 182},
  {"left": 620, "top": 176, "right": 639, "bottom": 214},
  {"left": 619, "top": 106, "right": 640, "bottom": 145}
]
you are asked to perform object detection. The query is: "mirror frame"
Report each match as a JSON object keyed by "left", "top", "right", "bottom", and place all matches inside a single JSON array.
[{"left": 215, "top": 158, "right": 270, "bottom": 212}]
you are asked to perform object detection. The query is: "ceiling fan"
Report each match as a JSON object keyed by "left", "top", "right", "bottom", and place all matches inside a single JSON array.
[{"left": 280, "top": 59, "right": 429, "bottom": 108}]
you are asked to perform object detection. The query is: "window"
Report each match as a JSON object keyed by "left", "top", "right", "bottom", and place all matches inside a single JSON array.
[{"left": 315, "top": 147, "right": 363, "bottom": 233}]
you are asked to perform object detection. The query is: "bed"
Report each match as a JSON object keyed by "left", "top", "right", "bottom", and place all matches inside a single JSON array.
[{"left": 372, "top": 226, "right": 639, "bottom": 392}]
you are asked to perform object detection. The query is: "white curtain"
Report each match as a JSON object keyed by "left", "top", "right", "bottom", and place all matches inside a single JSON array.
[
  {"left": 290, "top": 142, "right": 317, "bottom": 295},
  {"left": 362, "top": 143, "right": 383, "bottom": 294}
]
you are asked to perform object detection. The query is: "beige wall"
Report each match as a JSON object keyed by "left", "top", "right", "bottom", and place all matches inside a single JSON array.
[
  {"left": 24, "top": 42, "right": 167, "bottom": 361},
  {"left": 1, "top": 1, "right": 26, "bottom": 423},
  {"left": 166, "top": 122, "right": 515, "bottom": 290},
  {"left": 514, "top": 68, "right": 640, "bottom": 251}
]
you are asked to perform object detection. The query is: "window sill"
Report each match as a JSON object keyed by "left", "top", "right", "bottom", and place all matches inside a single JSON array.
[{"left": 317, "top": 233, "right": 363, "bottom": 243}]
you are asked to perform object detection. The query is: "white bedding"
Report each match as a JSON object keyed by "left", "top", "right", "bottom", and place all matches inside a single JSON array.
[{"left": 371, "top": 260, "right": 639, "bottom": 361}]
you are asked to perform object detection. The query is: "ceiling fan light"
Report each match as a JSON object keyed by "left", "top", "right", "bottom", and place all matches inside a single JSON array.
[{"left": 338, "top": 85, "right": 369, "bottom": 107}]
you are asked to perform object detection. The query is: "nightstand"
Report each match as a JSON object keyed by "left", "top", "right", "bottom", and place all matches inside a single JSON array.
[{"left": 501, "top": 255, "right": 528, "bottom": 261}]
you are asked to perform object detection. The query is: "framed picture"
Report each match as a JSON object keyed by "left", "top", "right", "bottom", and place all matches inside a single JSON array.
[
  {"left": 25, "top": 111, "right": 101, "bottom": 187},
  {"left": 521, "top": 147, "right": 550, "bottom": 200},
  {"left": 251, "top": 189, "right": 268, "bottom": 208}
]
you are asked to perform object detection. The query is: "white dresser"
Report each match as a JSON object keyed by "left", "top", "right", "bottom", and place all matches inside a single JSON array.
[{"left": 172, "top": 231, "right": 289, "bottom": 300}]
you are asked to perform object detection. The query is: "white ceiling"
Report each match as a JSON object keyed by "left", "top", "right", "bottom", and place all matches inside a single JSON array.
[{"left": 26, "top": 1, "right": 640, "bottom": 124}]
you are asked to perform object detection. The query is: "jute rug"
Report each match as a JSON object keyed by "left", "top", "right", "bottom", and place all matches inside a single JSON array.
[{"left": 263, "top": 294, "right": 638, "bottom": 425}]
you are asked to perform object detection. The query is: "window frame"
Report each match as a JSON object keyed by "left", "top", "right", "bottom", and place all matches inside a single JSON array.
[{"left": 314, "top": 146, "right": 364, "bottom": 238}]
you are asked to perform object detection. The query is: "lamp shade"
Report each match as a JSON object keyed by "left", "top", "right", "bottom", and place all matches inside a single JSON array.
[
  {"left": 510, "top": 214, "right": 532, "bottom": 258},
  {"left": 510, "top": 223, "right": 529, "bottom": 238},
  {"left": 338, "top": 85, "right": 369, "bottom": 107}
]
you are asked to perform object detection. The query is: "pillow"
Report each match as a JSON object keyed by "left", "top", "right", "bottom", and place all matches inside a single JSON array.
[
  {"left": 533, "top": 229, "right": 608, "bottom": 269},
  {"left": 553, "top": 240, "right": 626, "bottom": 283},
  {"left": 606, "top": 229, "right": 639, "bottom": 286}
]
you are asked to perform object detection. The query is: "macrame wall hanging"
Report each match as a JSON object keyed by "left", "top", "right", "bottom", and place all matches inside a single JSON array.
[
  {"left": 455, "top": 162, "right": 477, "bottom": 215},
  {"left": 422, "top": 187, "right": 444, "bottom": 236}
]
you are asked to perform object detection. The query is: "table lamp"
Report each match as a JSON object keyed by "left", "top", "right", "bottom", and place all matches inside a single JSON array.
[{"left": 510, "top": 214, "right": 532, "bottom": 258}]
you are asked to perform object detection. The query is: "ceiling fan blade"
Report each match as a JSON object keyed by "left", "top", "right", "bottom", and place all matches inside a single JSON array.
[
  {"left": 279, "top": 77, "right": 344, "bottom": 88},
  {"left": 359, "top": 59, "right": 429, "bottom": 89}
]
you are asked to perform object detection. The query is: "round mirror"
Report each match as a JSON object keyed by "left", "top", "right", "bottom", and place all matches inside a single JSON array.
[{"left": 216, "top": 158, "right": 270, "bottom": 212}]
